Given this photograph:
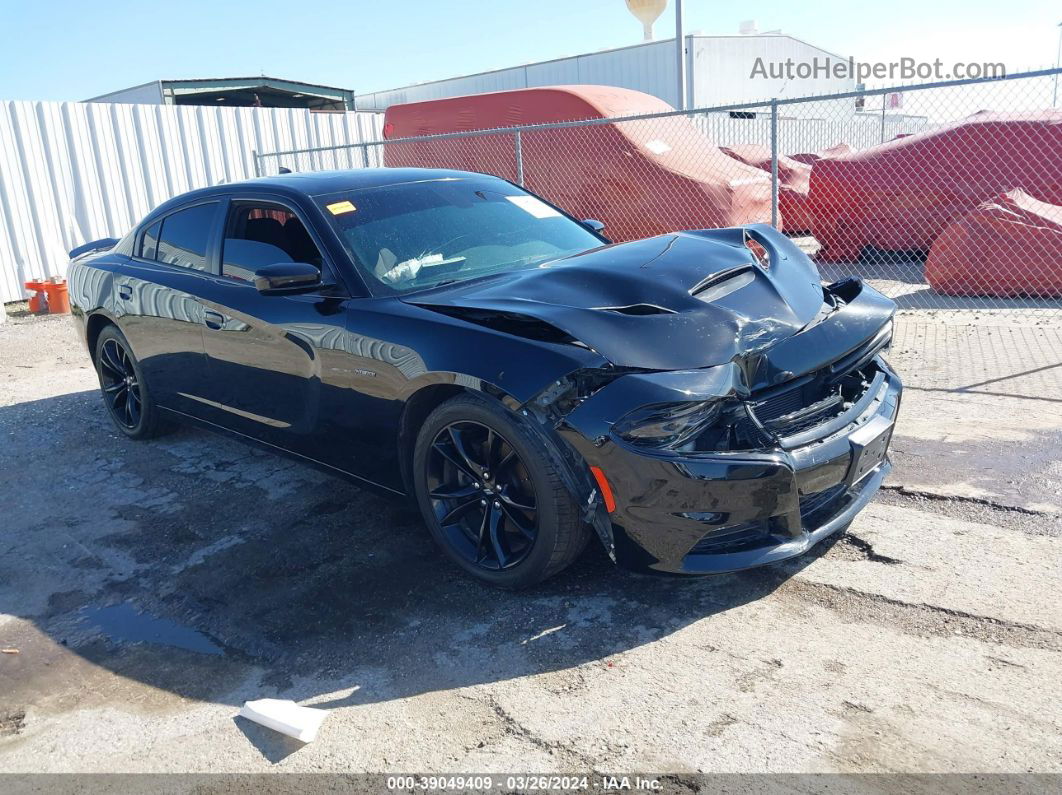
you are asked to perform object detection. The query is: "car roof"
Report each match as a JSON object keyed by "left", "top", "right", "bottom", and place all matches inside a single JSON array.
[
  {"left": 152, "top": 168, "right": 498, "bottom": 212},
  {"left": 248, "top": 167, "right": 489, "bottom": 195}
]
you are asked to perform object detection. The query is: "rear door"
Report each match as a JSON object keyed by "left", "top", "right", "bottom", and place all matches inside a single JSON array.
[{"left": 112, "top": 201, "right": 222, "bottom": 414}]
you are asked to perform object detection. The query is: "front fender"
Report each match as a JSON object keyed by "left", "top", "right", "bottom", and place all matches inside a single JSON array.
[{"left": 348, "top": 299, "right": 610, "bottom": 409}]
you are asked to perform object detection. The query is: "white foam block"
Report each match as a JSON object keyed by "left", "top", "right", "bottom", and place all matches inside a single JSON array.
[{"left": 238, "top": 698, "right": 329, "bottom": 743}]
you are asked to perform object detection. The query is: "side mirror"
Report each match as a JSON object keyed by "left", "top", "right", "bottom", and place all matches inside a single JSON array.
[
  {"left": 581, "top": 219, "right": 606, "bottom": 234},
  {"left": 254, "top": 262, "right": 323, "bottom": 295}
]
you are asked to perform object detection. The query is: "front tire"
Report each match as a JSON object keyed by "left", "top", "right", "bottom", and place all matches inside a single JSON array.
[
  {"left": 413, "top": 393, "right": 589, "bottom": 589},
  {"left": 94, "top": 324, "right": 166, "bottom": 440}
]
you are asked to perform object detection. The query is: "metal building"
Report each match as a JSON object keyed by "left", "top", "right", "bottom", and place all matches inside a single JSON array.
[
  {"left": 87, "top": 76, "right": 357, "bottom": 111},
  {"left": 356, "top": 34, "right": 855, "bottom": 117}
]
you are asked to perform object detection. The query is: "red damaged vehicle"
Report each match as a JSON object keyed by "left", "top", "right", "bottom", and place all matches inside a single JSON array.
[{"left": 808, "top": 111, "right": 1062, "bottom": 262}]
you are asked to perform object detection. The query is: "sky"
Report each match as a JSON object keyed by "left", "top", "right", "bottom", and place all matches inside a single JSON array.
[{"left": 0, "top": 0, "right": 1059, "bottom": 102}]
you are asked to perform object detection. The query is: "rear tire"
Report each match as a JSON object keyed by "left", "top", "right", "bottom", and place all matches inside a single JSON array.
[
  {"left": 94, "top": 324, "right": 166, "bottom": 440},
  {"left": 413, "top": 392, "right": 589, "bottom": 589}
]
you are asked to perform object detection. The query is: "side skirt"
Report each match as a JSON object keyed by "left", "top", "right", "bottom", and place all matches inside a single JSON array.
[{"left": 158, "top": 406, "right": 409, "bottom": 501}]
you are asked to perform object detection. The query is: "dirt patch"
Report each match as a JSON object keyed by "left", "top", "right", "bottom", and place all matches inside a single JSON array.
[
  {"left": 0, "top": 710, "right": 26, "bottom": 737},
  {"left": 831, "top": 532, "right": 904, "bottom": 565}
]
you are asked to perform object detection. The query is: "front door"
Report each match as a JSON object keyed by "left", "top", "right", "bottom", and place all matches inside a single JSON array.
[{"left": 195, "top": 199, "right": 390, "bottom": 481}]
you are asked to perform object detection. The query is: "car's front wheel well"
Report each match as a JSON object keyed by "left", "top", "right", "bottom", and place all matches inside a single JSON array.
[
  {"left": 85, "top": 313, "right": 116, "bottom": 364},
  {"left": 397, "top": 384, "right": 469, "bottom": 494}
]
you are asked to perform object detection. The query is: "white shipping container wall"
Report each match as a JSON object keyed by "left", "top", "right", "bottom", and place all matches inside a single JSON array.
[
  {"left": 692, "top": 113, "right": 933, "bottom": 153},
  {"left": 0, "top": 101, "right": 383, "bottom": 303}
]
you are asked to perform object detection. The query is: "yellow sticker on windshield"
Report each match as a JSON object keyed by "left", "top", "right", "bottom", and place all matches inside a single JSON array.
[{"left": 326, "top": 200, "right": 356, "bottom": 215}]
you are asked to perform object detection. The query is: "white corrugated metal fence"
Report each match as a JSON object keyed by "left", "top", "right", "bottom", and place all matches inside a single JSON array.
[{"left": 0, "top": 101, "right": 382, "bottom": 303}]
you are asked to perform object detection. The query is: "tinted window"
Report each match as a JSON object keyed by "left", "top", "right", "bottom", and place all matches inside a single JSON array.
[
  {"left": 222, "top": 205, "right": 323, "bottom": 282},
  {"left": 156, "top": 203, "right": 218, "bottom": 271},
  {"left": 320, "top": 178, "right": 602, "bottom": 294},
  {"left": 139, "top": 221, "right": 161, "bottom": 260},
  {"left": 222, "top": 240, "right": 292, "bottom": 282}
]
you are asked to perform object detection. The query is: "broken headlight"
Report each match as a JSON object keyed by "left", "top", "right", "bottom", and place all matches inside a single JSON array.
[{"left": 613, "top": 401, "right": 723, "bottom": 449}]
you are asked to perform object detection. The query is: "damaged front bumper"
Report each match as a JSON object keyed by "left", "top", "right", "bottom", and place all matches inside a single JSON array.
[{"left": 557, "top": 350, "right": 902, "bottom": 575}]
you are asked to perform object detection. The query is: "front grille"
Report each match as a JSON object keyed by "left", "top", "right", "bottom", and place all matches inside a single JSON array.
[
  {"left": 687, "top": 337, "right": 890, "bottom": 453},
  {"left": 748, "top": 362, "right": 879, "bottom": 441},
  {"left": 753, "top": 385, "right": 808, "bottom": 422}
]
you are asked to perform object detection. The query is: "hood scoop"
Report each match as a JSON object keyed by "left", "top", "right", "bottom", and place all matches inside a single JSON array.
[
  {"left": 691, "top": 266, "right": 757, "bottom": 304},
  {"left": 595, "top": 303, "right": 676, "bottom": 316}
]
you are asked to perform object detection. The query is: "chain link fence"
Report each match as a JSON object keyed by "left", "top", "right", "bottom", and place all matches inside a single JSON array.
[
  {"left": 256, "top": 69, "right": 1062, "bottom": 396},
  {"left": 257, "top": 69, "right": 1061, "bottom": 314}
]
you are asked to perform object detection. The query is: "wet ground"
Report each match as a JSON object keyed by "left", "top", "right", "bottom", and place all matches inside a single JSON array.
[{"left": 1, "top": 311, "right": 1060, "bottom": 773}]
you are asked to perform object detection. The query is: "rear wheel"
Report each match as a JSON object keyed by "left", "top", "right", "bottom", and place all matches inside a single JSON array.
[
  {"left": 94, "top": 325, "right": 166, "bottom": 440},
  {"left": 413, "top": 393, "right": 589, "bottom": 589}
]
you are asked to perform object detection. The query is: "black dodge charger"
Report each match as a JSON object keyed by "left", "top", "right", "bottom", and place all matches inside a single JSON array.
[{"left": 68, "top": 168, "right": 901, "bottom": 588}]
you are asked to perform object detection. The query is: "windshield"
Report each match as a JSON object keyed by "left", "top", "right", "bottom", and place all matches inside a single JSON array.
[{"left": 319, "top": 177, "right": 604, "bottom": 294}]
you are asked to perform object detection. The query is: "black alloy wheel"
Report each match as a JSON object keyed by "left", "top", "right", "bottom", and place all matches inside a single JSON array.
[
  {"left": 98, "top": 337, "right": 143, "bottom": 430},
  {"left": 426, "top": 420, "right": 539, "bottom": 571},
  {"left": 93, "top": 324, "right": 166, "bottom": 439},
  {"left": 413, "top": 393, "right": 590, "bottom": 588}
]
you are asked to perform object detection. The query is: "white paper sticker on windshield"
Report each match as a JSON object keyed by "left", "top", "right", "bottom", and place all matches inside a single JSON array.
[{"left": 506, "top": 195, "right": 561, "bottom": 219}]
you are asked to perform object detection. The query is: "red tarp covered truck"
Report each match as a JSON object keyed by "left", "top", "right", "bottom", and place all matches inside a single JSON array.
[
  {"left": 925, "top": 189, "right": 1062, "bottom": 297},
  {"left": 788, "top": 142, "right": 854, "bottom": 165},
  {"left": 382, "top": 85, "right": 772, "bottom": 242},
  {"left": 807, "top": 111, "right": 1062, "bottom": 262},
  {"left": 720, "top": 144, "right": 813, "bottom": 234}
]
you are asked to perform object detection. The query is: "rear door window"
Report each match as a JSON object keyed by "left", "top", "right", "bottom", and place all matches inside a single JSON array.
[{"left": 155, "top": 203, "right": 219, "bottom": 271}]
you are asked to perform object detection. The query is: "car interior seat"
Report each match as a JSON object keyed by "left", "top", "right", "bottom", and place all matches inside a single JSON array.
[
  {"left": 244, "top": 217, "right": 288, "bottom": 252},
  {"left": 283, "top": 217, "right": 323, "bottom": 267}
]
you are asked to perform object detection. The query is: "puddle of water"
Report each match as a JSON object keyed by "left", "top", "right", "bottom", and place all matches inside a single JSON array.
[{"left": 80, "top": 602, "right": 223, "bottom": 655}]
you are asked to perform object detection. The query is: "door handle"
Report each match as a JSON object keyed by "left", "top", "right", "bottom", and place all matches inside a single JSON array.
[
  {"left": 118, "top": 284, "right": 132, "bottom": 300},
  {"left": 203, "top": 310, "right": 225, "bottom": 330}
]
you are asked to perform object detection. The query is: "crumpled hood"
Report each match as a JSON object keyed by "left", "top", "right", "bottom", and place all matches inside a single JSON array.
[{"left": 404, "top": 225, "right": 826, "bottom": 371}]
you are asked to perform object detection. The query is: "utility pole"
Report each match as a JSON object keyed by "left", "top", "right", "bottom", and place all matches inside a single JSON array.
[
  {"left": 1054, "top": 22, "right": 1062, "bottom": 107},
  {"left": 675, "top": 0, "right": 687, "bottom": 110}
]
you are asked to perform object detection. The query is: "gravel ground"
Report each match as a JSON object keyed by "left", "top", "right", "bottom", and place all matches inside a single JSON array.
[{"left": 0, "top": 310, "right": 1060, "bottom": 776}]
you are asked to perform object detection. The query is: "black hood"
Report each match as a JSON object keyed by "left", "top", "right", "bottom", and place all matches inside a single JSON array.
[{"left": 404, "top": 225, "right": 827, "bottom": 371}]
